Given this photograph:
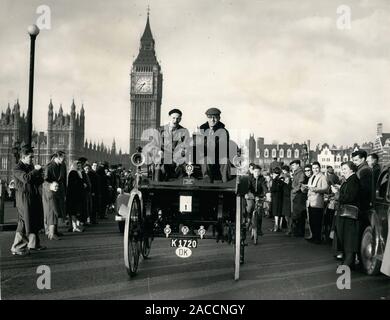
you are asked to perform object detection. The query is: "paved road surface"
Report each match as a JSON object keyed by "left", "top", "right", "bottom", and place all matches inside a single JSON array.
[{"left": 1, "top": 216, "right": 389, "bottom": 300}]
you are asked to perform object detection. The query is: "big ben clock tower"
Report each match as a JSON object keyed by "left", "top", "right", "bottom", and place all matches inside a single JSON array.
[{"left": 129, "top": 12, "right": 162, "bottom": 156}]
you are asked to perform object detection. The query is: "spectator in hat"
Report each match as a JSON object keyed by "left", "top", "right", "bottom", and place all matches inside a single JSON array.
[
  {"left": 199, "top": 107, "right": 231, "bottom": 183},
  {"left": 152, "top": 108, "right": 190, "bottom": 181},
  {"left": 10, "top": 146, "right": 45, "bottom": 255}
]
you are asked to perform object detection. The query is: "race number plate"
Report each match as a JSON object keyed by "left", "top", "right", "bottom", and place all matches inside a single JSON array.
[
  {"left": 170, "top": 238, "right": 198, "bottom": 249},
  {"left": 179, "top": 195, "right": 192, "bottom": 212}
]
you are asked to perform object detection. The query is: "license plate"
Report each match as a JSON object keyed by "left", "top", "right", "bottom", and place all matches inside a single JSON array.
[
  {"left": 170, "top": 238, "right": 198, "bottom": 249},
  {"left": 179, "top": 195, "right": 192, "bottom": 212}
]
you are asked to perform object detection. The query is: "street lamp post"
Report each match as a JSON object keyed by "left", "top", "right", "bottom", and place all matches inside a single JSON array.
[{"left": 26, "top": 24, "right": 40, "bottom": 148}]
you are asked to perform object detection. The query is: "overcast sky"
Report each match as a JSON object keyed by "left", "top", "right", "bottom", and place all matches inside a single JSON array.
[{"left": 1, "top": 0, "right": 389, "bottom": 153}]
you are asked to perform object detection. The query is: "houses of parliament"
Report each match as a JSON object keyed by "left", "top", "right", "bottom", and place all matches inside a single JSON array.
[{"left": 0, "top": 99, "right": 127, "bottom": 183}]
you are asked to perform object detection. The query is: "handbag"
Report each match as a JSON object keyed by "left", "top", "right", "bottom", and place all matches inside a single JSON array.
[{"left": 339, "top": 204, "right": 359, "bottom": 220}]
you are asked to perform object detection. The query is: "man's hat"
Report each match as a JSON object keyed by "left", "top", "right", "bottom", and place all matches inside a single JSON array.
[
  {"left": 352, "top": 149, "right": 367, "bottom": 159},
  {"left": 205, "top": 108, "right": 221, "bottom": 116},
  {"left": 78, "top": 157, "right": 88, "bottom": 163},
  {"left": 290, "top": 160, "right": 301, "bottom": 166},
  {"left": 21, "top": 144, "right": 34, "bottom": 155},
  {"left": 168, "top": 108, "right": 182, "bottom": 116}
]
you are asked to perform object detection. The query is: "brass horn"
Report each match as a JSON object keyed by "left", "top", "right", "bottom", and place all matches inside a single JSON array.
[{"left": 130, "top": 152, "right": 146, "bottom": 167}]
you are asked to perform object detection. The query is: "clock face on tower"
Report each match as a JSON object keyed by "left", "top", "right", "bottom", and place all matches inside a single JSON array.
[{"left": 134, "top": 74, "right": 153, "bottom": 94}]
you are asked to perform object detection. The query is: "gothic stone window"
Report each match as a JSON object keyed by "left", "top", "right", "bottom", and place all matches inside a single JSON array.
[
  {"left": 1, "top": 157, "right": 7, "bottom": 170},
  {"left": 294, "top": 149, "right": 299, "bottom": 158},
  {"left": 2, "top": 134, "right": 9, "bottom": 144},
  {"left": 264, "top": 149, "right": 269, "bottom": 158},
  {"left": 287, "top": 149, "right": 292, "bottom": 158},
  {"left": 272, "top": 149, "right": 277, "bottom": 158},
  {"left": 279, "top": 149, "right": 284, "bottom": 158}
]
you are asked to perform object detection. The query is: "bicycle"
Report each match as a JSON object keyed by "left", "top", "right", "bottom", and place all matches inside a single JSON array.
[{"left": 248, "top": 197, "right": 264, "bottom": 245}]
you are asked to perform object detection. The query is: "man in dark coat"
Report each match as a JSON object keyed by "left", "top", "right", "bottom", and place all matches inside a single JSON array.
[
  {"left": 96, "top": 162, "right": 109, "bottom": 219},
  {"left": 270, "top": 167, "right": 284, "bottom": 232},
  {"left": 86, "top": 163, "right": 99, "bottom": 224},
  {"left": 78, "top": 157, "right": 90, "bottom": 223},
  {"left": 199, "top": 108, "right": 231, "bottom": 183},
  {"left": 290, "top": 160, "right": 306, "bottom": 236},
  {"left": 11, "top": 146, "right": 45, "bottom": 255},
  {"left": 352, "top": 150, "right": 373, "bottom": 219},
  {"left": 246, "top": 165, "right": 268, "bottom": 235},
  {"left": 352, "top": 149, "right": 374, "bottom": 264},
  {"left": 367, "top": 153, "right": 381, "bottom": 187},
  {"left": 42, "top": 151, "right": 66, "bottom": 240}
]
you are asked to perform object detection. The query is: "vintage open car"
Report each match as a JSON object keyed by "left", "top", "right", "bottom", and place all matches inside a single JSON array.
[
  {"left": 116, "top": 150, "right": 250, "bottom": 280},
  {"left": 360, "top": 164, "right": 390, "bottom": 276}
]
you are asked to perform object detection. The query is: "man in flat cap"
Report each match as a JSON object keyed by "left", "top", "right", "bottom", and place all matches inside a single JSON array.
[
  {"left": 199, "top": 108, "right": 231, "bottom": 183},
  {"left": 154, "top": 108, "right": 190, "bottom": 180}
]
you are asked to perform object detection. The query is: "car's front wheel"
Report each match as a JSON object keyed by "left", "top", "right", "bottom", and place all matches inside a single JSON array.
[{"left": 361, "top": 226, "right": 382, "bottom": 275}]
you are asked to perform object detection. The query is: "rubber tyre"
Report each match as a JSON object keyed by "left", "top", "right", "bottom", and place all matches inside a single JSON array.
[
  {"left": 361, "top": 226, "right": 381, "bottom": 276},
  {"left": 124, "top": 197, "right": 141, "bottom": 277},
  {"left": 141, "top": 236, "right": 153, "bottom": 259}
]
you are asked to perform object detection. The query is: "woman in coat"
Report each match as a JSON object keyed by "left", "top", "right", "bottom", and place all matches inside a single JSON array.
[
  {"left": 66, "top": 160, "right": 85, "bottom": 232},
  {"left": 332, "top": 161, "right": 360, "bottom": 268},
  {"left": 270, "top": 167, "right": 284, "bottom": 232},
  {"left": 307, "top": 161, "right": 329, "bottom": 244}
]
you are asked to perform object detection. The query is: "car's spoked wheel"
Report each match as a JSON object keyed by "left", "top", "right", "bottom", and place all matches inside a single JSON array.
[
  {"left": 124, "top": 197, "right": 141, "bottom": 277},
  {"left": 141, "top": 236, "right": 153, "bottom": 259},
  {"left": 361, "top": 226, "right": 381, "bottom": 275}
]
